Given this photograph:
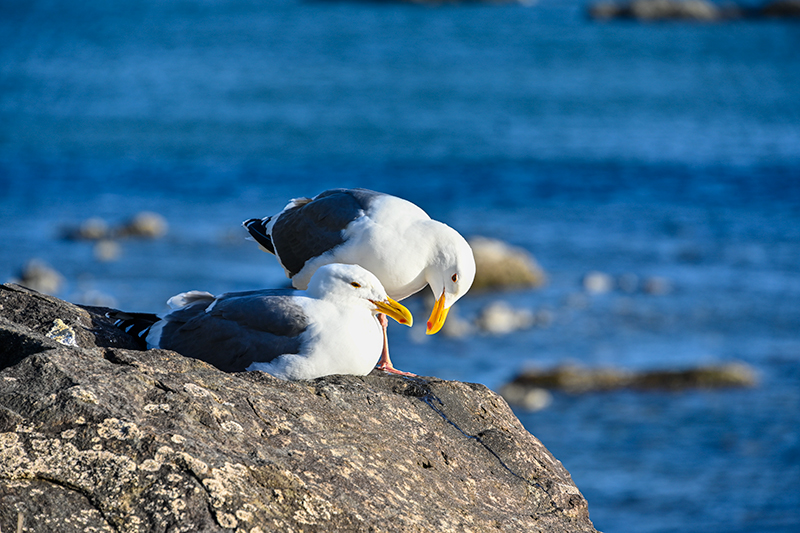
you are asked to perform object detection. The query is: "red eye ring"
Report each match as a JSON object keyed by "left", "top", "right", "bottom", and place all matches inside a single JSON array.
[
  {"left": 350, "top": 282, "right": 361, "bottom": 288},
  {"left": 451, "top": 273, "right": 459, "bottom": 283}
]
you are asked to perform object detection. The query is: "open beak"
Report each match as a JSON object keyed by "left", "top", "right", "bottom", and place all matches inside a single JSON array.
[
  {"left": 426, "top": 290, "right": 450, "bottom": 335},
  {"left": 372, "top": 297, "right": 413, "bottom": 327}
]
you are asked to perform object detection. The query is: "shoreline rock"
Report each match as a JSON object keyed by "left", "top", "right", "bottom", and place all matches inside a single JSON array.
[{"left": 0, "top": 283, "right": 597, "bottom": 533}]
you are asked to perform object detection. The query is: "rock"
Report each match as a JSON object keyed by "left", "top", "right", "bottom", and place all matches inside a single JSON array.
[
  {"left": 580, "top": 273, "right": 671, "bottom": 295},
  {"left": 61, "top": 217, "right": 111, "bottom": 241},
  {"left": 61, "top": 212, "right": 168, "bottom": 242},
  {"left": 582, "top": 271, "right": 614, "bottom": 294},
  {"left": 503, "top": 365, "right": 633, "bottom": 395},
  {"left": 588, "top": 1, "right": 625, "bottom": 18},
  {"left": 642, "top": 276, "right": 672, "bottom": 295},
  {"left": 498, "top": 383, "right": 553, "bottom": 412},
  {"left": 631, "top": 0, "right": 720, "bottom": 19},
  {"left": 630, "top": 363, "right": 757, "bottom": 390},
  {"left": 366, "top": 0, "right": 523, "bottom": 4},
  {"left": 9, "top": 259, "right": 65, "bottom": 296},
  {"left": 761, "top": 0, "right": 800, "bottom": 17},
  {"left": 588, "top": 0, "right": 723, "bottom": 20},
  {"left": 475, "top": 301, "right": 536, "bottom": 335},
  {"left": 501, "top": 362, "right": 758, "bottom": 397},
  {"left": 469, "top": 237, "right": 546, "bottom": 291},
  {"left": 0, "top": 285, "right": 139, "bottom": 358},
  {"left": 93, "top": 239, "right": 122, "bottom": 262},
  {"left": 0, "top": 284, "right": 597, "bottom": 533},
  {"left": 116, "top": 211, "right": 169, "bottom": 239}
]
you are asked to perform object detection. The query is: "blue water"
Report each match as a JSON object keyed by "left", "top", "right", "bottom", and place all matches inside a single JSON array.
[{"left": 2, "top": 1, "right": 800, "bottom": 531}]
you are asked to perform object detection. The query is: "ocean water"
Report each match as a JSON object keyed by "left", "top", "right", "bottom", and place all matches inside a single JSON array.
[{"left": 2, "top": 1, "right": 800, "bottom": 531}]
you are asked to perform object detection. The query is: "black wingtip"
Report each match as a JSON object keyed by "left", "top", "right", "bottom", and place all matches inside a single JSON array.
[
  {"left": 106, "top": 311, "right": 160, "bottom": 349},
  {"left": 243, "top": 217, "right": 275, "bottom": 254}
]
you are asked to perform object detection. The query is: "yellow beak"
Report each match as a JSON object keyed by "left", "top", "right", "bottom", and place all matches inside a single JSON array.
[
  {"left": 426, "top": 290, "right": 450, "bottom": 335},
  {"left": 372, "top": 297, "right": 413, "bottom": 327}
]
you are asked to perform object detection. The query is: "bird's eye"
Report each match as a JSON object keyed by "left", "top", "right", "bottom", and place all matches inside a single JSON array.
[
  {"left": 451, "top": 273, "right": 459, "bottom": 283},
  {"left": 350, "top": 282, "right": 361, "bottom": 288}
]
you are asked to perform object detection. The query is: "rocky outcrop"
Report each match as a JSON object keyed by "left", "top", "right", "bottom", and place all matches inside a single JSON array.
[{"left": 0, "top": 284, "right": 596, "bottom": 533}]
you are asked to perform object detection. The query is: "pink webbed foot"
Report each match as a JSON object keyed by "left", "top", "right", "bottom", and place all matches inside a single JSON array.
[
  {"left": 375, "top": 313, "right": 417, "bottom": 377},
  {"left": 376, "top": 360, "right": 417, "bottom": 377}
]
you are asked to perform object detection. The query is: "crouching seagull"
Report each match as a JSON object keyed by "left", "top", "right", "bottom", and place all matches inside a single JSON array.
[{"left": 109, "top": 263, "right": 413, "bottom": 380}]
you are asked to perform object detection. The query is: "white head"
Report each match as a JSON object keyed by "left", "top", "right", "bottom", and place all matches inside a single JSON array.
[
  {"left": 307, "top": 263, "right": 413, "bottom": 327},
  {"left": 424, "top": 225, "right": 476, "bottom": 334}
]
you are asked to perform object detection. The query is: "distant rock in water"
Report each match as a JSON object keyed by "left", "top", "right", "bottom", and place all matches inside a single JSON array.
[
  {"left": 475, "top": 301, "right": 536, "bottom": 335},
  {"left": 8, "top": 259, "right": 65, "bottom": 296},
  {"left": 589, "top": 0, "right": 723, "bottom": 20},
  {"left": 642, "top": 276, "right": 672, "bottom": 295},
  {"left": 502, "top": 362, "right": 757, "bottom": 399},
  {"left": 0, "top": 283, "right": 597, "bottom": 533},
  {"left": 61, "top": 211, "right": 168, "bottom": 241},
  {"left": 63, "top": 217, "right": 110, "bottom": 240},
  {"left": 116, "top": 211, "right": 169, "bottom": 239},
  {"left": 347, "top": 0, "right": 522, "bottom": 4},
  {"left": 588, "top": 0, "right": 800, "bottom": 20},
  {"left": 580, "top": 271, "right": 673, "bottom": 296},
  {"left": 93, "top": 239, "right": 123, "bottom": 262},
  {"left": 469, "top": 237, "right": 546, "bottom": 291},
  {"left": 760, "top": 0, "right": 800, "bottom": 17},
  {"left": 582, "top": 271, "right": 614, "bottom": 294}
]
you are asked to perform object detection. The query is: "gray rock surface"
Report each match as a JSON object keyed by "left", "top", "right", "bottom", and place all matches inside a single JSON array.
[{"left": 0, "top": 283, "right": 597, "bottom": 533}]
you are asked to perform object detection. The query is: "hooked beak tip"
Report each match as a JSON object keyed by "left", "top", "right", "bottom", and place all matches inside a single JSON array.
[
  {"left": 372, "top": 297, "right": 413, "bottom": 327},
  {"left": 426, "top": 290, "right": 450, "bottom": 335}
]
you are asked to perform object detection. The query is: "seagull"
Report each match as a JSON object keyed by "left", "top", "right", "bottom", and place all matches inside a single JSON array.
[
  {"left": 243, "top": 188, "right": 476, "bottom": 376},
  {"left": 108, "top": 263, "right": 413, "bottom": 380}
]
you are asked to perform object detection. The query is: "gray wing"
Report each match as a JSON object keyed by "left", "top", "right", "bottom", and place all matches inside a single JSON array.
[
  {"left": 271, "top": 188, "right": 384, "bottom": 277},
  {"left": 158, "top": 290, "right": 310, "bottom": 372}
]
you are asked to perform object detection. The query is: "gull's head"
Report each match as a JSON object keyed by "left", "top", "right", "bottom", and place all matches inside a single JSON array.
[
  {"left": 425, "top": 225, "right": 476, "bottom": 335},
  {"left": 309, "top": 263, "right": 413, "bottom": 327}
]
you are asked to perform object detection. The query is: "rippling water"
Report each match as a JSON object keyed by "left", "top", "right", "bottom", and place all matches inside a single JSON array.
[{"left": 2, "top": 1, "right": 799, "bottom": 531}]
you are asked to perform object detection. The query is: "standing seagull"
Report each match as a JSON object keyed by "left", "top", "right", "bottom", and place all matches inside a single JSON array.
[
  {"left": 243, "top": 188, "right": 476, "bottom": 376},
  {"left": 109, "top": 264, "right": 413, "bottom": 380}
]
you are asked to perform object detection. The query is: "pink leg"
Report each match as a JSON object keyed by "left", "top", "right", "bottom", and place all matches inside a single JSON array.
[{"left": 375, "top": 313, "right": 416, "bottom": 377}]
